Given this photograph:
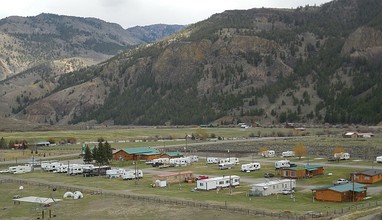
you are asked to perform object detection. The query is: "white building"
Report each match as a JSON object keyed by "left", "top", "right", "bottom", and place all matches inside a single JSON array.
[
  {"left": 250, "top": 179, "right": 296, "bottom": 196},
  {"left": 196, "top": 175, "right": 240, "bottom": 190}
]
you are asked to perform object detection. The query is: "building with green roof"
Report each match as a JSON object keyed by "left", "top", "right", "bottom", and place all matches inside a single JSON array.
[{"left": 312, "top": 182, "right": 367, "bottom": 202}]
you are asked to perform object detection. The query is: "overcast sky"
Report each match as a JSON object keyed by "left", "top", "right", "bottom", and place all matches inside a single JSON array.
[{"left": 0, "top": 0, "right": 333, "bottom": 28}]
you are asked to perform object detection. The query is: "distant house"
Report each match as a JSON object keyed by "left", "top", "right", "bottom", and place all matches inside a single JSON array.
[
  {"left": 312, "top": 182, "right": 367, "bottom": 202},
  {"left": 280, "top": 165, "right": 324, "bottom": 179},
  {"left": 343, "top": 132, "right": 374, "bottom": 138},
  {"left": 351, "top": 169, "right": 382, "bottom": 184},
  {"left": 112, "top": 147, "right": 162, "bottom": 161},
  {"left": 165, "top": 152, "right": 184, "bottom": 158}
]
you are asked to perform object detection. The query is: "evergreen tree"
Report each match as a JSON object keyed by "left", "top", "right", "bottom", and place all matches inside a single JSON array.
[
  {"left": 0, "top": 137, "right": 7, "bottom": 149},
  {"left": 83, "top": 146, "right": 93, "bottom": 164},
  {"left": 104, "top": 141, "right": 113, "bottom": 164}
]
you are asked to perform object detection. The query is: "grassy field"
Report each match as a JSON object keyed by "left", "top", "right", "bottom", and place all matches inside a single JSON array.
[{"left": 0, "top": 126, "right": 382, "bottom": 219}]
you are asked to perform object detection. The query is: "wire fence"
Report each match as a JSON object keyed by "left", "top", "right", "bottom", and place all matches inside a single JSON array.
[{"left": 1, "top": 178, "right": 381, "bottom": 219}]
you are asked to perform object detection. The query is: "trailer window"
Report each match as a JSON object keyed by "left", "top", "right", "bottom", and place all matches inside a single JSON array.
[
  {"left": 219, "top": 181, "right": 224, "bottom": 184},
  {"left": 199, "top": 183, "right": 204, "bottom": 186}
]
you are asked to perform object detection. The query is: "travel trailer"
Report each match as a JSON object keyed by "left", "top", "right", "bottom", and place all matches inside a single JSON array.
[
  {"left": 218, "top": 162, "right": 235, "bottom": 170},
  {"left": 206, "top": 157, "right": 219, "bottom": 164},
  {"left": 249, "top": 179, "right": 296, "bottom": 196},
  {"left": 83, "top": 166, "right": 111, "bottom": 177},
  {"left": 261, "top": 150, "right": 276, "bottom": 158},
  {"left": 241, "top": 163, "right": 261, "bottom": 172},
  {"left": 377, "top": 156, "right": 382, "bottom": 163},
  {"left": 218, "top": 157, "right": 239, "bottom": 165},
  {"left": 151, "top": 158, "right": 170, "bottom": 167},
  {"left": 169, "top": 158, "right": 190, "bottom": 167},
  {"left": 106, "top": 169, "right": 125, "bottom": 178},
  {"left": 122, "top": 169, "right": 143, "bottom": 180},
  {"left": 196, "top": 175, "right": 240, "bottom": 190},
  {"left": 282, "top": 151, "right": 295, "bottom": 157},
  {"left": 334, "top": 152, "right": 350, "bottom": 160},
  {"left": 9, "top": 165, "right": 32, "bottom": 174},
  {"left": 275, "top": 160, "right": 291, "bottom": 169}
]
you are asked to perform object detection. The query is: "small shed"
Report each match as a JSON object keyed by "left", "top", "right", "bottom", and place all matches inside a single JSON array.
[
  {"left": 351, "top": 169, "right": 382, "bottom": 184},
  {"left": 250, "top": 179, "right": 296, "bottom": 196},
  {"left": 312, "top": 182, "right": 367, "bottom": 202},
  {"left": 153, "top": 171, "right": 193, "bottom": 184},
  {"left": 280, "top": 165, "right": 324, "bottom": 179}
]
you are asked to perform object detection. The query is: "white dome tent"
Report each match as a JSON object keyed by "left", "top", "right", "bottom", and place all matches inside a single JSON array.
[
  {"left": 73, "top": 191, "right": 83, "bottom": 199},
  {"left": 63, "top": 191, "right": 74, "bottom": 198}
]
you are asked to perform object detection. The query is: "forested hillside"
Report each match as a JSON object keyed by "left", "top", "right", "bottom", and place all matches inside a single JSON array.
[{"left": 11, "top": 0, "right": 382, "bottom": 126}]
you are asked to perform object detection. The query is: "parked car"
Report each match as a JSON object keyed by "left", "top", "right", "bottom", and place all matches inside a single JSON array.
[
  {"left": 196, "top": 175, "right": 209, "bottom": 180},
  {"left": 327, "top": 157, "right": 337, "bottom": 162},
  {"left": 335, "top": 178, "right": 349, "bottom": 185},
  {"left": 264, "top": 173, "right": 275, "bottom": 178}
]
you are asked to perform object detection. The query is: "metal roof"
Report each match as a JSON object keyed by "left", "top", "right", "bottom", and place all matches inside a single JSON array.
[
  {"left": 353, "top": 169, "right": 382, "bottom": 176},
  {"left": 121, "top": 147, "right": 160, "bottom": 155},
  {"left": 313, "top": 182, "right": 366, "bottom": 192},
  {"left": 166, "top": 152, "right": 183, "bottom": 157}
]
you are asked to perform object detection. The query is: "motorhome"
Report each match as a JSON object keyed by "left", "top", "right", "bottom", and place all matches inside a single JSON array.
[
  {"left": 9, "top": 165, "right": 32, "bottom": 174},
  {"left": 282, "top": 151, "right": 295, "bottom": 157},
  {"left": 206, "top": 157, "right": 219, "bottom": 164},
  {"left": 218, "top": 162, "right": 235, "bottom": 170},
  {"left": 261, "top": 150, "right": 276, "bottom": 158},
  {"left": 122, "top": 169, "right": 143, "bottom": 180},
  {"left": 241, "top": 163, "right": 261, "bottom": 172},
  {"left": 377, "top": 156, "right": 382, "bottom": 163},
  {"left": 334, "top": 152, "right": 350, "bottom": 160},
  {"left": 196, "top": 175, "right": 240, "bottom": 190},
  {"left": 275, "top": 160, "right": 291, "bottom": 169}
]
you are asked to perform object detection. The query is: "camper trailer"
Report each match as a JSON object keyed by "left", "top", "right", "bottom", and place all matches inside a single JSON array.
[
  {"left": 334, "top": 152, "right": 350, "bottom": 160},
  {"left": 250, "top": 179, "right": 296, "bottom": 196},
  {"left": 151, "top": 158, "right": 170, "bottom": 167},
  {"left": 68, "top": 165, "right": 85, "bottom": 175},
  {"left": 218, "top": 162, "right": 235, "bottom": 170},
  {"left": 169, "top": 158, "right": 190, "bottom": 167},
  {"left": 83, "top": 166, "right": 111, "bottom": 177},
  {"left": 106, "top": 169, "right": 125, "bottom": 178},
  {"left": 275, "top": 160, "right": 291, "bottom": 169},
  {"left": 261, "top": 150, "right": 276, "bottom": 158},
  {"left": 206, "top": 157, "right": 219, "bottom": 164},
  {"left": 377, "top": 156, "right": 382, "bottom": 163},
  {"left": 9, "top": 165, "right": 32, "bottom": 174},
  {"left": 282, "top": 151, "right": 295, "bottom": 157},
  {"left": 185, "top": 155, "right": 199, "bottom": 163},
  {"left": 241, "top": 163, "right": 261, "bottom": 172},
  {"left": 122, "top": 169, "right": 143, "bottom": 180},
  {"left": 196, "top": 175, "right": 240, "bottom": 190},
  {"left": 219, "top": 157, "right": 239, "bottom": 165}
]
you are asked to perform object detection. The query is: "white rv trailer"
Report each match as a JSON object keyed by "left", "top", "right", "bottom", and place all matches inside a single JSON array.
[
  {"left": 250, "top": 179, "right": 296, "bottom": 196},
  {"left": 282, "top": 151, "right": 295, "bottom": 157},
  {"left": 241, "top": 163, "right": 261, "bottom": 172},
  {"left": 218, "top": 162, "right": 235, "bottom": 170},
  {"left": 334, "top": 152, "right": 350, "bottom": 160},
  {"left": 169, "top": 158, "right": 190, "bottom": 167},
  {"left": 106, "top": 169, "right": 125, "bottom": 178},
  {"left": 261, "top": 150, "right": 276, "bottom": 158},
  {"left": 122, "top": 169, "right": 143, "bottom": 180},
  {"left": 206, "top": 157, "right": 219, "bottom": 164},
  {"left": 219, "top": 157, "right": 239, "bottom": 165},
  {"left": 377, "top": 156, "right": 382, "bottom": 163},
  {"left": 186, "top": 155, "right": 199, "bottom": 163},
  {"left": 9, "top": 165, "right": 32, "bottom": 174},
  {"left": 40, "top": 160, "right": 59, "bottom": 171},
  {"left": 196, "top": 175, "right": 240, "bottom": 190},
  {"left": 68, "top": 165, "right": 85, "bottom": 175},
  {"left": 275, "top": 160, "right": 291, "bottom": 169}
]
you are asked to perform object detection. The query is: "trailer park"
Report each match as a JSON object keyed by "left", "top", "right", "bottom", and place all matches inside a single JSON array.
[
  {"left": 1, "top": 126, "right": 382, "bottom": 219},
  {"left": 1, "top": 145, "right": 382, "bottom": 219}
]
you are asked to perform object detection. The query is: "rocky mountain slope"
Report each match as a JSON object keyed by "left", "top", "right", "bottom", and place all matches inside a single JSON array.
[
  {"left": 4, "top": 0, "right": 382, "bottom": 127},
  {"left": 0, "top": 13, "right": 184, "bottom": 122}
]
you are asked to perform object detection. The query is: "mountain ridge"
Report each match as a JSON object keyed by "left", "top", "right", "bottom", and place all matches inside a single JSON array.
[{"left": 3, "top": 0, "right": 382, "bottom": 127}]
